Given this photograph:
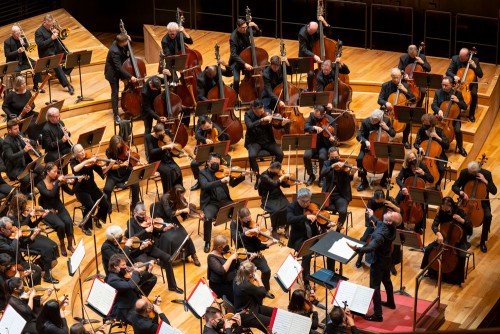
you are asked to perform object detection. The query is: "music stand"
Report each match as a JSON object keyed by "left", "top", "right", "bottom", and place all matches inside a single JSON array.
[
  {"left": 409, "top": 187, "right": 443, "bottom": 249},
  {"left": 394, "top": 106, "right": 426, "bottom": 147},
  {"left": 299, "top": 92, "right": 332, "bottom": 107},
  {"left": 163, "top": 54, "right": 187, "bottom": 83},
  {"left": 65, "top": 50, "right": 93, "bottom": 104},
  {"left": 125, "top": 163, "right": 158, "bottom": 188},
  {"left": 18, "top": 115, "right": 34, "bottom": 134},
  {"left": 213, "top": 201, "right": 247, "bottom": 228},
  {"left": 394, "top": 230, "right": 422, "bottom": 296},
  {"left": 82, "top": 195, "right": 106, "bottom": 282},
  {"left": 170, "top": 233, "right": 193, "bottom": 309},
  {"left": 37, "top": 100, "right": 65, "bottom": 125},
  {"left": 0, "top": 61, "right": 19, "bottom": 76},
  {"left": 287, "top": 57, "right": 313, "bottom": 87},
  {"left": 77, "top": 127, "right": 106, "bottom": 150},
  {"left": 195, "top": 141, "right": 230, "bottom": 164},
  {"left": 373, "top": 142, "right": 405, "bottom": 185},
  {"left": 34, "top": 54, "right": 64, "bottom": 104},
  {"left": 17, "top": 154, "right": 45, "bottom": 181},
  {"left": 413, "top": 72, "right": 443, "bottom": 113},
  {"left": 282, "top": 134, "right": 316, "bottom": 193},
  {"left": 194, "top": 98, "right": 226, "bottom": 117},
  {"left": 54, "top": 152, "right": 72, "bottom": 172}
]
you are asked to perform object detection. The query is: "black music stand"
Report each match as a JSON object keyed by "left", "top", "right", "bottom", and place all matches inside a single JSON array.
[
  {"left": 82, "top": 195, "right": 106, "bottom": 282},
  {"left": 287, "top": 57, "right": 313, "bottom": 87},
  {"left": 0, "top": 61, "right": 19, "bottom": 92},
  {"left": 34, "top": 54, "right": 64, "bottom": 105},
  {"left": 282, "top": 134, "right": 316, "bottom": 193},
  {"left": 77, "top": 127, "right": 106, "bottom": 151},
  {"left": 125, "top": 163, "right": 158, "bottom": 187},
  {"left": 394, "top": 106, "right": 426, "bottom": 148},
  {"left": 65, "top": 50, "right": 93, "bottom": 104},
  {"left": 413, "top": 72, "right": 443, "bottom": 113},
  {"left": 18, "top": 115, "right": 34, "bottom": 134},
  {"left": 54, "top": 153, "right": 72, "bottom": 172},
  {"left": 194, "top": 98, "right": 226, "bottom": 117},
  {"left": 170, "top": 233, "right": 192, "bottom": 309},
  {"left": 37, "top": 100, "right": 65, "bottom": 126},
  {"left": 394, "top": 230, "right": 422, "bottom": 297},
  {"left": 373, "top": 142, "right": 405, "bottom": 186},
  {"left": 409, "top": 187, "right": 442, "bottom": 249},
  {"left": 299, "top": 92, "right": 332, "bottom": 107},
  {"left": 213, "top": 201, "right": 247, "bottom": 228},
  {"left": 163, "top": 54, "right": 187, "bottom": 84},
  {"left": 17, "top": 154, "right": 45, "bottom": 181},
  {"left": 194, "top": 141, "right": 230, "bottom": 164}
]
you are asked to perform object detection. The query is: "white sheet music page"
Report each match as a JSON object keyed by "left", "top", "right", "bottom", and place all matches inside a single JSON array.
[
  {"left": 86, "top": 277, "right": 117, "bottom": 316},
  {"left": 187, "top": 280, "right": 215, "bottom": 318},
  {"left": 68, "top": 239, "right": 85, "bottom": 275},
  {"left": 156, "top": 320, "right": 184, "bottom": 334},
  {"left": 271, "top": 308, "right": 312, "bottom": 334},
  {"left": 0, "top": 304, "right": 27, "bottom": 334},
  {"left": 276, "top": 253, "right": 302, "bottom": 289},
  {"left": 333, "top": 280, "right": 374, "bottom": 315},
  {"left": 328, "top": 237, "right": 363, "bottom": 260}
]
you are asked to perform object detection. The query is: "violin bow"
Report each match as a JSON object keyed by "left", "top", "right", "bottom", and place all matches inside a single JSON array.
[
  {"left": 171, "top": 114, "right": 183, "bottom": 144},
  {"left": 313, "top": 185, "right": 337, "bottom": 226}
]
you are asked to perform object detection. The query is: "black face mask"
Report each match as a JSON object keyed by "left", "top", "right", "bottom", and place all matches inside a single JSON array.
[
  {"left": 222, "top": 245, "right": 230, "bottom": 254},
  {"left": 214, "top": 319, "right": 225, "bottom": 331},
  {"left": 119, "top": 268, "right": 127, "bottom": 276},
  {"left": 409, "top": 159, "right": 417, "bottom": 166},
  {"left": 331, "top": 157, "right": 340, "bottom": 163},
  {"left": 423, "top": 124, "right": 431, "bottom": 130},
  {"left": 136, "top": 216, "right": 145, "bottom": 223},
  {"left": 210, "top": 162, "right": 220, "bottom": 172}
]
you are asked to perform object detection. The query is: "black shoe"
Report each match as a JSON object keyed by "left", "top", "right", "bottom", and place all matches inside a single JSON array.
[
  {"left": 365, "top": 315, "right": 383, "bottom": 322},
  {"left": 318, "top": 178, "right": 324, "bottom": 188},
  {"left": 357, "top": 182, "right": 368, "bottom": 191},
  {"left": 390, "top": 265, "right": 397, "bottom": 276},
  {"left": 382, "top": 301, "right": 396, "bottom": 309},
  {"left": 169, "top": 286, "right": 184, "bottom": 294},
  {"left": 265, "top": 292, "right": 275, "bottom": 299},
  {"left": 82, "top": 228, "right": 92, "bottom": 236},
  {"left": 306, "top": 175, "right": 316, "bottom": 186},
  {"left": 43, "top": 276, "right": 60, "bottom": 284},
  {"left": 480, "top": 243, "right": 487, "bottom": 253},
  {"left": 469, "top": 115, "right": 476, "bottom": 123},
  {"left": 458, "top": 147, "right": 468, "bottom": 157},
  {"left": 204, "top": 242, "right": 210, "bottom": 253},
  {"left": 404, "top": 142, "right": 411, "bottom": 149},
  {"left": 190, "top": 181, "right": 200, "bottom": 191},
  {"left": 355, "top": 260, "right": 362, "bottom": 268},
  {"left": 33, "top": 87, "right": 46, "bottom": 94},
  {"left": 380, "top": 180, "right": 388, "bottom": 189},
  {"left": 114, "top": 115, "right": 121, "bottom": 124},
  {"left": 465, "top": 241, "right": 471, "bottom": 250},
  {"left": 67, "top": 84, "right": 75, "bottom": 95},
  {"left": 95, "top": 220, "right": 102, "bottom": 229}
]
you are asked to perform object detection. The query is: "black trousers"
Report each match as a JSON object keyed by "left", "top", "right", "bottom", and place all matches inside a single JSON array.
[
  {"left": 143, "top": 114, "right": 154, "bottom": 136},
  {"left": 304, "top": 147, "right": 328, "bottom": 177},
  {"left": 357, "top": 225, "right": 375, "bottom": 263},
  {"left": 134, "top": 247, "right": 178, "bottom": 289},
  {"left": 108, "top": 79, "right": 120, "bottom": 117},
  {"left": 210, "top": 281, "right": 234, "bottom": 304},
  {"left": 302, "top": 253, "right": 335, "bottom": 286},
  {"left": 231, "top": 64, "right": 244, "bottom": 95},
  {"left": 103, "top": 178, "right": 140, "bottom": 212},
  {"left": 203, "top": 200, "right": 233, "bottom": 242},
  {"left": 157, "top": 162, "right": 182, "bottom": 194},
  {"left": 75, "top": 189, "right": 110, "bottom": 229},
  {"left": 482, "top": 206, "right": 492, "bottom": 243},
  {"left": 21, "top": 260, "right": 42, "bottom": 286},
  {"left": 53, "top": 65, "right": 70, "bottom": 88},
  {"left": 270, "top": 209, "right": 287, "bottom": 230},
  {"left": 453, "top": 119, "right": 464, "bottom": 150},
  {"left": 306, "top": 70, "right": 314, "bottom": 91},
  {"left": 370, "top": 261, "right": 394, "bottom": 317},
  {"left": 469, "top": 86, "right": 478, "bottom": 118},
  {"left": 138, "top": 271, "right": 157, "bottom": 296},
  {"left": 44, "top": 210, "right": 74, "bottom": 240},
  {"left": 240, "top": 305, "right": 274, "bottom": 333},
  {"left": 402, "top": 90, "right": 425, "bottom": 143},
  {"left": 327, "top": 195, "right": 349, "bottom": 226},
  {"left": 247, "top": 142, "right": 284, "bottom": 174},
  {"left": 252, "top": 256, "right": 271, "bottom": 292}
]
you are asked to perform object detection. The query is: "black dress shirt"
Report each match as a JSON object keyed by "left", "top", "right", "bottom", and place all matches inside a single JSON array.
[
  {"left": 431, "top": 88, "right": 467, "bottom": 114},
  {"left": 377, "top": 80, "right": 415, "bottom": 106}
]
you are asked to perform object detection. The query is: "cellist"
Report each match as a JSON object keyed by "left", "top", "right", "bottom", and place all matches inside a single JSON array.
[
  {"left": 262, "top": 55, "right": 291, "bottom": 110},
  {"left": 452, "top": 161, "right": 497, "bottom": 253},
  {"left": 141, "top": 75, "right": 169, "bottom": 136},
  {"left": 316, "top": 59, "right": 350, "bottom": 111},
  {"left": 397, "top": 44, "right": 431, "bottom": 107},
  {"left": 446, "top": 48, "right": 483, "bottom": 123}
]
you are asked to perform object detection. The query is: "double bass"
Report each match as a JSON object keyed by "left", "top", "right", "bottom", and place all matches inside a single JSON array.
[
  {"left": 153, "top": 51, "right": 189, "bottom": 148},
  {"left": 272, "top": 40, "right": 305, "bottom": 140},
  {"left": 436, "top": 84, "right": 461, "bottom": 143},
  {"left": 207, "top": 43, "right": 243, "bottom": 145},
  {"left": 458, "top": 154, "right": 487, "bottom": 227},
  {"left": 456, "top": 47, "right": 477, "bottom": 107},
  {"left": 362, "top": 125, "right": 389, "bottom": 176},
  {"left": 404, "top": 42, "right": 425, "bottom": 102},
  {"left": 119, "top": 20, "right": 147, "bottom": 118},
  {"left": 399, "top": 155, "right": 425, "bottom": 225},
  {"left": 238, "top": 7, "right": 269, "bottom": 102},
  {"left": 386, "top": 70, "right": 408, "bottom": 133}
]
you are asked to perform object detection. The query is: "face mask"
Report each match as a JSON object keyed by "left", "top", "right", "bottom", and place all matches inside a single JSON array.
[
  {"left": 423, "top": 124, "right": 431, "bottom": 130},
  {"left": 222, "top": 245, "right": 230, "bottom": 253},
  {"left": 409, "top": 159, "right": 417, "bottom": 166},
  {"left": 119, "top": 268, "right": 127, "bottom": 276},
  {"left": 331, "top": 157, "right": 340, "bottom": 163},
  {"left": 136, "top": 216, "right": 145, "bottom": 223},
  {"left": 210, "top": 162, "right": 220, "bottom": 172},
  {"left": 214, "top": 319, "right": 225, "bottom": 331}
]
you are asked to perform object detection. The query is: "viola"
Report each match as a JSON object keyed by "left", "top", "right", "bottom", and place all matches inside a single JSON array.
[
  {"left": 404, "top": 42, "right": 425, "bottom": 102},
  {"left": 317, "top": 115, "right": 336, "bottom": 142},
  {"left": 11, "top": 226, "right": 45, "bottom": 238},
  {"left": 206, "top": 127, "right": 220, "bottom": 143},
  {"left": 23, "top": 285, "right": 50, "bottom": 297},
  {"left": 26, "top": 206, "right": 58, "bottom": 216},
  {"left": 333, "top": 162, "right": 358, "bottom": 173},
  {"left": 158, "top": 135, "right": 195, "bottom": 160},
  {"left": 214, "top": 166, "right": 253, "bottom": 179},
  {"left": 83, "top": 151, "right": 115, "bottom": 168},
  {"left": 148, "top": 296, "right": 162, "bottom": 319},
  {"left": 173, "top": 193, "right": 204, "bottom": 219},
  {"left": 304, "top": 202, "right": 335, "bottom": 226},
  {"left": 456, "top": 47, "right": 477, "bottom": 107},
  {"left": 272, "top": 170, "right": 306, "bottom": 186},
  {"left": 120, "top": 236, "right": 146, "bottom": 249},
  {"left": 458, "top": 154, "right": 488, "bottom": 227},
  {"left": 117, "top": 144, "right": 144, "bottom": 167},
  {"left": 246, "top": 220, "right": 284, "bottom": 245},
  {"left": 5, "top": 264, "right": 24, "bottom": 278}
]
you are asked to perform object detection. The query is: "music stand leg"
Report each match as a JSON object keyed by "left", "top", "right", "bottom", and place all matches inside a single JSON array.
[
  {"left": 171, "top": 248, "right": 188, "bottom": 311},
  {"left": 74, "top": 267, "right": 99, "bottom": 323},
  {"left": 85, "top": 216, "right": 105, "bottom": 282},
  {"left": 410, "top": 203, "right": 427, "bottom": 252},
  {"left": 75, "top": 58, "right": 94, "bottom": 104},
  {"left": 394, "top": 239, "right": 411, "bottom": 297}
]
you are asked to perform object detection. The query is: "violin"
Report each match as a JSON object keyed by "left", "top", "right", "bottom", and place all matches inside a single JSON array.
[
  {"left": 59, "top": 294, "right": 69, "bottom": 311},
  {"left": 223, "top": 247, "right": 261, "bottom": 260},
  {"left": 120, "top": 236, "right": 148, "bottom": 249},
  {"left": 206, "top": 127, "right": 220, "bottom": 143},
  {"left": 458, "top": 154, "right": 488, "bottom": 227},
  {"left": 272, "top": 170, "right": 306, "bottom": 186},
  {"left": 83, "top": 151, "right": 115, "bottom": 168},
  {"left": 148, "top": 296, "right": 162, "bottom": 319},
  {"left": 23, "top": 285, "right": 50, "bottom": 297},
  {"left": 214, "top": 166, "right": 252, "bottom": 179},
  {"left": 305, "top": 202, "right": 335, "bottom": 226},
  {"left": 246, "top": 220, "right": 284, "bottom": 245},
  {"left": 333, "top": 162, "right": 358, "bottom": 173},
  {"left": 174, "top": 193, "right": 204, "bottom": 219},
  {"left": 5, "top": 264, "right": 24, "bottom": 278},
  {"left": 158, "top": 135, "right": 195, "bottom": 160},
  {"left": 11, "top": 226, "right": 45, "bottom": 238},
  {"left": 117, "top": 144, "right": 144, "bottom": 167},
  {"left": 25, "top": 206, "right": 58, "bottom": 216}
]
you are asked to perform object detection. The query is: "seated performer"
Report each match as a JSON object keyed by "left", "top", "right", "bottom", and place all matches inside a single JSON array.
[
  {"left": 196, "top": 62, "right": 233, "bottom": 102},
  {"left": 420, "top": 197, "right": 472, "bottom": 285},
  {"left": 204, "top": 306, "right": 241, "bottom": 334},
  {"left": 36, "top": 299, "right": 70, "bottom": 334},
  {"left": 7, "top": 277, "right": 39, "bottom": 332},
  {"left": 189, "top": 116, "right": 231, "bottom": 191},
  {"left": 446, "top": 48, "right": 483, "bottom": 122},
  {"left": 200, "top": 152, "right": 246, "bottom": 253},
  {"left": 431, "top": 76, "right": 468, "bottom": 157},
  {"left": 41, "top": 107, "right": 72, "bottom": 170},
  {"left": 207, "top": 235, "right": 239, "bottom": 304},
  {"left": 355, "top": 109, "right": 396, "bottom": 191},
  {"left": 304, "top": 105, "right": 337, "bottom": 186},
  {"left": 161, "top": 21, "right": 193, "bottom": 56},
  {"left": 257, "top": 161, "right": 290, "bottom": 239},
  {"left": 34, "top": 14, "right": 74, "bottom": 94},
  {"left": 131, "top": 298, "right": 170, "bottom": 334},
  {"left": 397, "top": 44, "right": 431, "bottom": 108},
  {"left": 262, "top": 55, "right": 291, "bottom": 110},
  {"left": 325, "top": 307, "right": 359, "bottom": 334},
  {"left": 141, "top": 76, "right": 164, "bottom": 136},
  {"left": 414, "top": 113, "right": 449, "bottom": 191},
  {"left": 316, "top": 59, "right": 350, "bottom": 111},
  {"left": 288, "top": 289, "right": 320, "bottom": 334}
]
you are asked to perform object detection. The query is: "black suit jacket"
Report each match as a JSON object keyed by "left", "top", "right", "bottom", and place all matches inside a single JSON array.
[
  {"left": 199, "top": 167, "right": 243, "bottom": 209},
  {"left": 398, "top": 53, "right": 431, "bottom": 73},
  {"left": 287, "top": 201, "right": 320, "bottom": 251},
  {"left": 320, "top": 159, "right": 352, "bottom": 201},
  {"left": 106, "top": 271, "right": 141, "bottom": 320},
  {"left": 35, "top": 25, "right": 60, "bottom": 58},
  {"left": 2, "top": 134, "right": 35, "bottom": 180},
  {"left": 104, "top": 41, "right": 133, "bottom": 82},
  {"left": 132, "top": 313, "right": 169, "bottom": 334},
  {"left": 452, "top": 168, "right": 497, "bottom": 209},
  {"left": 196, "top": 67, "right": 233, "bottom": 102},
  {"left": 355, "top": 218, "right": 395, "bottom": 266},
  {"left": 41, "top": 121, "right": 71, "bottom": 162},
  {"left": 4, "top": 36, "right": 27, "bottom": 63}
]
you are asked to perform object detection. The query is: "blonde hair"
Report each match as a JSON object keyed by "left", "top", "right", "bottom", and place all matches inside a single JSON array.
[
  {"left": 402, "top": 150, "right": 417, "bottom": 169},
  {"left": 14, "top": 76, "right": 26, "bottom": 91},
  {"left": 235, "top": 260, "right": 256, "bottom": 285}
]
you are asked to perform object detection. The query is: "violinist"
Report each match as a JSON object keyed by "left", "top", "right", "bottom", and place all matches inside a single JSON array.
[
  {"left": 257, "top": 161, "right": 290, "bottom": 239},
  {"left": 446, "top": 48, "right": 483, "bottom": 122},
  {"left": 233, "top": 207, "right": 276, "bottom": 299},
  {"left": 141, "top": 76, "right": 165, "bottom": 136},
  {"left": 104, "top": 135, "right": 140, "bottom": 213},
  {"left": 288, "top": 289, "right": 320, "bottom": 334},
  {"left": 132, "top": 298, "right": 170, "bottom": 334},
  {"left": 151, "top": 185, "right": 201, "bottom": 266},
  {"left": 144, "top": 123, "right": 183, "bottom": 193},
  {"left": 316, "top": 59, "right": 350, "bottom": 110},
  {"left": 414, "top": 113, "right": 449, "bottom": 191},
  {"left": 196, "top": 64, "right": 233, "bottom": 102},
  {"left": 325, "top": 307, "right": 359, "bottom": 334},
  {"left": 262, "top": 55, "right": 291, "bottom": 110},
  {"left": 297, "top": 16, "right": 333, "bottom": 91},
  {"left": 420, "top": 197, "right": 472, "bottom": 285},
  {"left": 36, "top": 299, "right": 70, "bottom": 334},
  {"left": 7, "top": 277, "right": 39, "bottom": 333},
  {"left": 431, "top": 76, "right": 468, "bottom": 157},
  {"left": 0, "top": 254, "right": 12, "bottom": 311},
  {"left": 397, "top": 44, "right": 431, "bottom": 108},
  {"left": 304, "top": 105, "right": 337, "bottom": 186},
  {"left": 229, "top": 18, "right": 261, "bottom": 94},
  {"left": 70, "top": 144, "right": 113, "bottom": 235},
  {"left": 36, "top": 162, "right": 76, "bottom": 256},
  {"left": 161, "top": 21, "right": 193, "bottom": 56},
  {"left": 244, "top": 99, "right": 287, "bottom": 185},
  {"left": 452, "top": 161, "right": 497, "bottom": 253},
  {"left": 207, "top": 235, "right": 239, "bottom": 304},
  {"left": 377, "top": 68, "right": 415, "bottom": 149},
  {"left": 355, "top": 109, "right": 396, "bottom": 191},
  {"left": 204, "top": 306, "right": 242, "bottom": 334},
  {"left": 8, "top": 193, "right": 60, "bottom": 284},
  {"left": 233, "top": 261, "right": 273, "bottom": 332},
  {"left": 104, "top": 33, "right": 138, "bottom": 124},
  {"left": 34, "top": 14, "right": 75, "bottom": 95},
  {"left": 190, "top": 116, "right": 231, "bottom": 191},
  {"left": 42, "top": 107, "right": 72, "bottom": 171},
  {"left": 320, "top": 146, "right": 353, "bottom": 230},
  {"left": 200, "top": 152, "right": 245, "bottom": 253}
]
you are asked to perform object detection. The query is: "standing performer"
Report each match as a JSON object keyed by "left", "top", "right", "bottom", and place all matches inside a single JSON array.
[
  {"left": 207, "top": 234, "right": 239, "bottom": 304},
  {"left": 161, "top": 22, "right": 193, "bottom": 56},
  {"left": 261, "top": 55, "right": 290, "bottom": 110},
  {"left": 452, "top": 160, "right": 497, "bottom": 253},
  {"left": 41, "top": 107, "right": 72, "bottom": 168},
  {"left": 141, "top": 76, "right": 164, "bottom": 136}
]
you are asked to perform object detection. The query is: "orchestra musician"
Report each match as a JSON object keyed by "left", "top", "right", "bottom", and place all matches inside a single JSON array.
[
  {"left": 161, "top": 21, "right": 193, "bottom": 56},
  {"left": 297, "top": 16, "right": 333, "bottom": 91},
  {"left": 229, "top": 18, "right": 262, "bottom": 94},
  {"left": 257, "top": 161, "right": 290, "bottom": 239},
  {"left": 233, "top": 260, "right": 274, "bottom": 332},
  {"left": 3, "top": 119, "right": 44, "bottom": 195},
  {"left": 144, "top": 123, "right": 183, "bottom": 193},
  {"left": 431, "top": 76, "right": 468, "bottom": 157},
  {"left": 287, "top": 289, "right": 320, "bottom": 334},
  {"left": 36, "top": 162, "right": 76, "bottom": 257},
  {"left": 377, "top": 68, "right": 415, "bottom": 149},
  {"left": 35, "top": 299, "right": 70, "bottom": 334},
  {"left": 70, "top": 143, "right": 113, "bottom": 236},
  {"left": 316, "top": 59, "right": 350, "bottom": 111},
  {"left": 414, "top": 113, "right": 449, "bottom": 191},
  {"left": 41, "top": 107, "right": 72, "bottom": 170},
  {"left": 355, "top": 109, "right": 396, "bottom": 191},
  {"left": 70, "top": 323, "right": 108, "bottom": 334},
  {"left": 200, "top": 152, "right": 246, "bottom": 253},
  {"left": 348, "top": 209, "right": 402, "bottom": 322},
  {"left": 7, "top": 277, "right": 39, "bottom": 333},
  {"left": 207, "top": 235, "right": 239, "bottom": 304},
  {"left": 204, "top": 306, "right": 242, "bottom": 334},
  {"left": 325, "top": 307, "right": 359, "bottom": 334},
  {"left": 320, "top": 146, "right": 353, "bottom": 230},
  {"left": 34, "top": 14, "right": 74, "bottom": 95},
  {"left": 452, "top": 161, "right": 497, "bottom": 253},
  {"left": 103, "top": 135, "right": 140, "bottom": 213},
  {"left": 196, "top": 63, "right": 233, "bottom": 102},
  {"left": 104, "top": 33, "right": 137, "bottom": 124},
  {"left": 0, "top": 254, "right": 13, "bottom": 311},
  {"left": 262, "top": 55, "right": 291, "bottom": 110},
  {"left": 189, "top": 116, "right": 231, "bottom": 191},
  {"left": 131, "top": 298, "right": 170, "bottom": 334},
  {"left": 141, "top": 76, "right": 164, "bottom": 136},
  {"left": 304, "top": 105, "right": 337, "bottom": 186},
  {"left": 4, "top": 25, "right": 43, "bottom": 92},
  {"left": 446, "top": 48, "right": 483, "bottom": 123},
  {"left": 420, "top": 197, "right": 472, "bottom": 285},
  {"left": 397, "top": 44, "right": 431, "bottom": 108}
]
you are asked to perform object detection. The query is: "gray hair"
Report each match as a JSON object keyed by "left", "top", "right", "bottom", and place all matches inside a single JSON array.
[
  {"left": 408, "top": 45, "right": 417, "bottom": 53},
  {"left": 371, "top": 109, "right": 384, "bottom": 120},
  {"left": 0, "top": 217, "right": 13, "bottom": 229},
  {"left": 467, "top": 161, "right": 480, "bottom": 173},
  {"left": 134, "top": 202, "right": 146, "bottom": 213},
  {"left": 105, "top": 225, "right": 123, "bottom": 241},
  {"left": 297, "top": 187, "right": 312, "bottom": 199},
  {"left": 321, "top": 60, "right": 332, "bottom": 69},
  {"left": 71, "top": 143, "right": 83, "bottom": 155},
  {"left": 167, "top": 22, "right": 179, "bottom": 31},
  {"left": 46, "top": 107, "right": 59, "bottom": 121}
]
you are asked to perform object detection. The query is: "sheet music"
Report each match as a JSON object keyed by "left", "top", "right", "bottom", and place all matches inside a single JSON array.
[
  {"left": 276, "top": 254, "right": 302, "bottom": 289},
  {"left": 0, "top": 304, "right": 27, "bottom": 334},
  {"left": 271, "top": 308, "right": 312, "bottom": 334},
  {"left": 333, "top": 280, "right": 374, "bottom": 315},
  {"left": 68, "top": 239, "right": 85, "bottom": 275},
  {"left": 86, "top": 277, "right": 117, "bottom": 316},
  {"left": 328, "top": 237, "right": 363, "bottom": 260},
  {"left": 187, "top": 281, "right": 215, "bottom": 318},
  {"left": 156, "top": 320, "right": 184, "bottom": 334}
]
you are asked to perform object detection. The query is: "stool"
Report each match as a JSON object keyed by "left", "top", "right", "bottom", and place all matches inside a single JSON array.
[
  {"left": 145, "top": 172, "right": 162, "bottom": 201},
  {"left": 303, "top": 158, "right": 320, "bottom": 180},
  {"left": 38, "top": 221, "right": 57, "bottom": 238},
  {"left": 107, "top": 320, "right": 129, "bottom": 334},
  {"left": 20, "top": 70, "right": 34, "bottom": 86},
  {"left": 255, "top": 210, "right": 269, "bottom": 230},
  {"left": 326, "top": 210, "right": 354, "bottom": 235},
  {"left": 113, "top": 184, "right": 143, "bottom": 213},
  {"left": 244, "top": 149, "right": 275, "bottom": 182}
]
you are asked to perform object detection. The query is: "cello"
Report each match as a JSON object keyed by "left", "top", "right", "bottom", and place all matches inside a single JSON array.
[
  {"left": 436, "top": 84, "right": 461, "bottom": 143},
  {"left": 419, "top": 128, "right": 441, "bottom": 187},
  {"left": 456, "top": 47, "right": 477, "bottom": 107},
  {"left": 272, "top": 40, "right": 305, "bottom": 140},
  {"left": 207, "top": 43, "right": 243, "bottom": 145},
  {"left": 119, "top": 19, "right": 147, "bottom": 119},
  {"left": 153, "top": 51, "right": 189, "bottom": 148},
  {"left": 238, "top": 7, "right": 269, "bottom": 102},
  {"left": 386, "top": 70, "right": 408, "bottom": 133},
  {"left": 404, "top": 42, "right": 425, "bottom": 102},
  {"left": 399, "top": 154, "right": 425, "bottom": 225},
  {"left": 458, "top": 154, "right": 487, "bottom": 227},
  {"left": 362, "top": 124, "right": 389, "bottom": 176}
]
